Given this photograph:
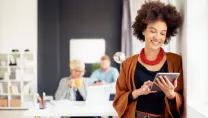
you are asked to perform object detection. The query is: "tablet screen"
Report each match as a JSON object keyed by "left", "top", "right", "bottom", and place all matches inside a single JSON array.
[{"left": 151, "top": 73, "right": 180, "bottom": 91}]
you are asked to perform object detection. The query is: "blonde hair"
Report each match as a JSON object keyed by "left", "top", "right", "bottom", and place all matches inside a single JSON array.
[
  {"left": 69, "top": 60, "right": 85, "bottom": 70},
  {"left": 101, "top": 55, "right": 110, "bottom": 61}
]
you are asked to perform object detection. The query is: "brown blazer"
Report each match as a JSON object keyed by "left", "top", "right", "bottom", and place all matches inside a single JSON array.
[{"left": 113, "top": 53, "right": 184, "bottom": 118}]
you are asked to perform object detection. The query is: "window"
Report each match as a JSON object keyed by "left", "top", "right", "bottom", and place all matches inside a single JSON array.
[{"left": 69, "top": 39, "right": 105, "bottom": 63}]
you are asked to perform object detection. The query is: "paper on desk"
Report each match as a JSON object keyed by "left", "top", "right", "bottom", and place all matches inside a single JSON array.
[
  {"left": 50, "top": 99, "right": 73, "bottom": 106},
  {"left": 50, "top": 99, "right": 82, "bottom": 108},
  {"left": 50, "top": 100, "right": 84, "bottom": 115}
]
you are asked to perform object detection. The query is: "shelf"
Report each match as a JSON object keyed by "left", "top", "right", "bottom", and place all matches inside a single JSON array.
[
  {"left": 23, "top": 80, "right": 32, "bottom": 82},
  {"left": 10, "top": 93, "right": 21, "bottom": 96},
  {"left": 0, "top": 93, "right": 9, "bottom": 96},
  {"left": 0, "top": 80, "right": 8, "bottom": 82},
  {"left": 0, "top": 51, "right": 36, "bottom": 110},
  {"left": 0, "top": 107, "right": 29, "bottom": 110},
  {"left": 9, "top": 66, "right": 20, "bottom": 68},
  {"left": 23, "top": 94, "right": 34, "bottom": 96},
  {"left": 8, "top": 66, "right": 34, "bottom": 69},
  {"left": 23, "top": 52, "right": 33, "bottom": 55},
  {"left": 24, "top": 66, "right": 33, "bottom": 69},
  {"left": 0, "top": 66, "right": 7, "bottom": 68},
  {"left": 9, "top": 52, "right": 21, "bottom": 55},
  {"left": 23, "top": 65, "right": 34, "bottom": 68},
  {"left": 0, "top": 53, "right": 8, "bottom": 55},
  {"left": 9, "top": 80, "right": 21, "bottom": 82},
  {"left": 0, "top": 93, "right": 34, "bottom": 96},
  {"left": 0, "top": 80, "right": 32, "bottom": 82},
  {"left": 0, "top": 101, "right": 34, "bottom": 109}
]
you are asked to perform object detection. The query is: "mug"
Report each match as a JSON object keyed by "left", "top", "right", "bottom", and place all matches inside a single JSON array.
[{"left": 73, "top": 78, "right": 82, "bottom": 88}]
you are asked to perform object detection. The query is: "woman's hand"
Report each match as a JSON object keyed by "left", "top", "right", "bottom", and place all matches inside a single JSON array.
[
  {"left": 155, "top": 76, "right": 177, "bottom": 100},
  {"left": 92, "top": 81, "right": 107, "bottom": 86},
  {"left": 132, "top": 80, "right": 157, "bottom": 99},
  {"left": 68, "top": 79, "right": 75, "bottom": 88}
]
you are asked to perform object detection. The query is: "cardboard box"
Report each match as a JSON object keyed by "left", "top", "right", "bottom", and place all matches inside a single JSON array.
[
  {"left": 10, "top": 99, "right": 21, "bottom": 107},
  {"left": 0, "top": 99, "right": 8, "bottom": 107}
]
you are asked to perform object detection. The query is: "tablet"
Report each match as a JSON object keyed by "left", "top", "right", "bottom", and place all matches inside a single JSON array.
[{"left": 150, "top": 73, "right": 180, "bottom": 91}]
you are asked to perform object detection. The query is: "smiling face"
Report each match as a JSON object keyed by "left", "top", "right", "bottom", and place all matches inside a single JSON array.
[{"left": 143, "top": 20, "right": 167, "bottom": 50}]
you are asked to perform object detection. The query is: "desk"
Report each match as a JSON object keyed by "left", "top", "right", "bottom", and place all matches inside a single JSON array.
[{"left": 24, "top": 101, "right": 118, "bottom": 117}]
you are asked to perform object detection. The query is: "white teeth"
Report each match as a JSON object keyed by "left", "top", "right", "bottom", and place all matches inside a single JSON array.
[{"left": 151, "top": 40, "right": 159, "bottom": 46}]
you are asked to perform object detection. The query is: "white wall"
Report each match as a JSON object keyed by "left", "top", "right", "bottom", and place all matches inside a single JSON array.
[
  {"left": 175, "top": 0, "right": 208, "bottom": 117},
  {"left": 186, "top": 0, "right": 208, "bottom": 103},
  {"left": 130, "top": 0, "right": 145, "bottom": 55},
  {"left": 188, "top": 106, "right": 208, "bottom": 118},
  {"left": 0, "top": 0, "right": 37, "bottom": 117},
  {"left": 0, "top": 0, "right": 37, "bottom": 93},
  {"left": 0, "top": 0, "right": 37, "bottom": 52},
  {"left": 174, "top": 0, "right": 187, "bottom": 117},
  {"left": 187, "top": 0, "right": 208, "bottom": 116}
]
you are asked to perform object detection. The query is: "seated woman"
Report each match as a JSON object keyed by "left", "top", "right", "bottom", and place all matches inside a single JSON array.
[
  {"left": 113, "top": 1, "right": 184, "bottom": 118},
  {"left": 55, "top": 60, "right": 87, "bottom": 101},
  {"left": 55, "top": 60, "right": 99, "bottom": 118}
]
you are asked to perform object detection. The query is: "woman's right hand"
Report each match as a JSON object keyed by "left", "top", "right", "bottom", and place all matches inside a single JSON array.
[
  {"left": 132, "top": 80, "right": 157, "bottom": 99},
  {"left": 68, "top": 79, "right": 75, "bottom": 88}
]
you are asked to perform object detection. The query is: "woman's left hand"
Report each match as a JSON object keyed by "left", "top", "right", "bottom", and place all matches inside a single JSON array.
[{"left": 155, "top": 76, "right": 177, "bottom": 100}]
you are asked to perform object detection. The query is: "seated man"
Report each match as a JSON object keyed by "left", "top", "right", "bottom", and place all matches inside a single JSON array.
[
  {"left": 55, "top": 59, "right": 87, "bottom": 101},
  {"left": 88, "top": 55, "right": 119, "bottom": 87}
]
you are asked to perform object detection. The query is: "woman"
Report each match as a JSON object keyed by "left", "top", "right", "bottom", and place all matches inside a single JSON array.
[
  {"left": 55, "top": 60, "right": 99, "bottom": 118},
  {"left": 113, "top": 1, "right": 183, "bottom": 118},
  {"left": 55, "top": 60, "right": 87, "bottom": 101}
]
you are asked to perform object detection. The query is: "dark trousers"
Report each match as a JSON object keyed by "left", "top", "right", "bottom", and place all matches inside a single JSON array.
[
  {"left": 109, "top": 94, "right": 115, "bottom": 118},
  {"left": 109, "top": 94, "right": 115, "bottom": 101}
]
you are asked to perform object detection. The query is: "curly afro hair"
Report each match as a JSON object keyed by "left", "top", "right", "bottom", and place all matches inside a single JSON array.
[{"left": 132, "top": 1, "right": 182, "bottom": 44}]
